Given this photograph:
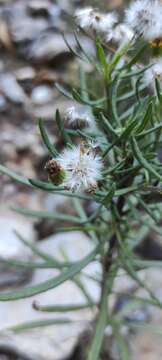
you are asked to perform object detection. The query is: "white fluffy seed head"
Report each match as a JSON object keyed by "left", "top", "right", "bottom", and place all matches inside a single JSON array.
[
  {"left": 125, "top": 0, "right": 162, "bottom": 42},
  {"left": 56, "top": 143, "right": 103, "bottom": 192},
  {"left": 75, "top": 7, "right": 96, "bottom": 31},
  {"left": 65, "top": 106, "right": 94, "bottom": 128},
  {"left": 75, "top": 7, "right": 118, "bottom": 35},
  {"left": 105, "top": 23, "right": 134, "bottom": 45},
  {"left": 95, "top": 12, "right": 118, "bottom": 33},
  {"left": 143, "top": 59, "right": 162, "bottom": 91}
]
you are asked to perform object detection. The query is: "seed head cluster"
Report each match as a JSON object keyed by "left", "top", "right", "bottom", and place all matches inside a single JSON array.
[
  {"left": 125, "top": 0, "right": 162, "bottom": 44},
  {"left": 75, "top": 6, "right": 134, "bottom": 46},
  {"left": 75, "top": 7, "right": 118, "bottom": 35},
  {"left": 75, "top": 1, "right": 162, "bottom": 47},
  {"left": 46, "top": 143, "right": 103, "bottom": 193},
  {"left": 45, "top": 0, "right": 162, "bottom": 193}
]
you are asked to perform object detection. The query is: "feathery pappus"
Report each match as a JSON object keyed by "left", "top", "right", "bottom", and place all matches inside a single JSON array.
[
  {"left": 125, "top": 0, "right": 162, "bottom": 46},
  {"left": 46, "top": 143, "right": 103, "bottom": 193},
  {"left": 143, "top": 59, "right": 162, "bottom": 91},
  {"left": 75, "top": 7, "right": 118, "bottom": 35},
  {"left": 105, "top": 23, "right": 134, "bottom": 45},
  {"left": 64, "top": 105, "right": 94, "bottom": 129}
]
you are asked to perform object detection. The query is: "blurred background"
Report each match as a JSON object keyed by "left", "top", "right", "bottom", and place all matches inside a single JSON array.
[{"left": 0, "top": 0, "right": 162, "bottom": 359}]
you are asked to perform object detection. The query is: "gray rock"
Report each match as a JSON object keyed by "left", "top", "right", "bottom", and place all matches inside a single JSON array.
[
  {"left": 29, "top": 33, "right": 75, "bottom": 62},
  {"left": 58, "top": 0, "right": 73, "bottom": 13},
  {"left": 11, "top": 16, "right": 48, "bottom": 43},
  {"left": 0, "top": 231, "right": 100, "bottom": 359},
  {"left": 0, "top": 123, "right": 42, "bottom": 154},
  {"left": 0, "top": 94, "right": 7, "bottom": 112},
  {"left": 14, "top": 66, "right": 36, "bottom": 82},
  {"left": 0, "top": 216, "right": 36, "bottom": 288},
  {"left": 49, "top": 5, "right": 64, "bottom": 31},
  {"left": 27, "top": 0, "right": 51, "bottom": 17},
  {"left": 31, "top": 85, "right": 53, "bottom": 105},
  {"left": 30, "top": 98, "right": 74, "bottom": 120},
  {"left": 4, "top": 1, "right": 49, "bottom": 43},
  {"left": 0, "top": 73, "right": 28, "bottom": 104},
  {"left": 48, "top": 4, "right": 61, "bottom": 22}
]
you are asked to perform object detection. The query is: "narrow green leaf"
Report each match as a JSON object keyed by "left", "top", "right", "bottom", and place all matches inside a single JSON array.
[
  {"left": 29, "top": 182, "right": 97, "bottom": 201},
  {"left": 0, "top": 165, "right": 31, "bottom": 187},
  {"left": 0, "top": 257, "right": 60, "bottom": 269},
  {"left": 136, "top": 122, "right": 162, "bottom": 138},
  {"left": 155, "top": 78, "right": 162, "bottom": 102},
  {"left": 119, "top": 102, "right": 138, "bottom": 121},
  {"left": 63, "top": 33, "right": 83, "bottom": 60},
  {"left": 109, "top": 42, "right": 131, "bottom": 73},
  {"left": 8, "top": 318, "right": 72, "bottom": 333},
  {"left": 117, "top": 85, "right": 146, "bottom": 102},
  {"left": 131, "top": 137, "right": 162, "bottom": 182},
  {"left": 102, "top": 184, "right": 116, "bottom": 206},
  {"left": 114, "top": 331, "right": 129, "bottom": 360},
  {"left": 136, "top": 196, "right": 158, "bottom": 223},
  {"left": 55, "top": 83, "right": 73, "bottom": 99},
  {"left": 73, "top": 276, "right": 94, "bottom": 306},
  {"left": 0, "top": 246, "right": 99, "bottom": 300},
  {"left": 29, "top": 178, "right": 64, "bottom": 191},
  {"left": 103, "top": 118, "right": 138, "bottom": 157},
  {"left": 125, "top": 322, "right": 162, "bottom": 336},
  {"left": 133, "top": 259, "right": 162, "bottom": 269},
  {"left": 126, "top": 43, "right": 147, "bottom": 68},
  {"left": 121, "top": 63, "right": 153, "bottom": 79},
  {"left": 99, "top": 113, "right": 119, "bottom": 139},
  {"left": 15, "top": 231, "right": 61, "bottom": 265},
  {"left": 96, "top": 37, "right": 108, "bottom": 77},
  {"left": 12, "top": 206, "right": 82, "bottom": 224},
  {"left": 74, "top": 31, "right": 100, "bottom": 72},
  {"left": 72, "top": 88, "right": 104, "bottom": 106},
  {"left": 119, "top": 249, "right": 162, "bottom": 309},
  {"left": 111, "top": 75, "right": 120, "bottom": 125},
  {"left": 38, "top": 119, "right": 58, "bottom": 157},
  {"left": 135, "top": 101, "right": 153, "bottom": 133},
  {"left": 135, "top": 75, "right": 143, "bottom": 103},
  {"left": 120, "top": 119, "right": 138, "bottom": 140},
  {"left": 55, "top": 109, "right": 72, "bottom": 144},
  {"left": 115, "top": 185, "right": 139, "bottom": 196},
  {"left": 79, "top": 64, "right": 89, "bottom": 101},
  {"left": 33, "top": 302, "right": 96, "bottom": 312}
]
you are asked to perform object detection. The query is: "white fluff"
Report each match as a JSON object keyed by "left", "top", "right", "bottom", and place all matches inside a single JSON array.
[
  {"left": 65, "top": 106, "right": 94, "bottom": 128},
  {"left": 95, "top": 13, "right": 118, "bottom": 33},
  {"left": 75, "top": 7, "right": 117, "bottom": 35},
  {"left": 56, "top": 144, "right": 103, "bottom": 192},
  {"left": 75, "top": 7, "right": 95, "bottom": 31},
  {"left": 143, "top": 59, "right": 162, "bottom": 91},
  {"left": 125, "top": 0, "right": 162, "bottom": 41},
  {"left": 106, "top": 23, "right": 134, "bottom": 45}
]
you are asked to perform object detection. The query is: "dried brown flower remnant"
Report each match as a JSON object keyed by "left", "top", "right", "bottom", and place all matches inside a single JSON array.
[{"left": 45, "top": 159, "right": 65, "bottom": 185}]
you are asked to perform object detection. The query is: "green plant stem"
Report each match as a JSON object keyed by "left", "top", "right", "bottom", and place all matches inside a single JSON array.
[
  {"left": 88, "top": 193, "right": 125, "bottom": 360},
  {"left": 105, "top": 83, "right": 113, "bottom": 123},
  {"left": 87, "top": 270, "right": 110, "bottom": 360}
]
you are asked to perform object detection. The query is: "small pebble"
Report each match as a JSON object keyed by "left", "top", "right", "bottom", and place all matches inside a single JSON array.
[{"left": 31, "top": 85, "right": 53, "bottom": 105}]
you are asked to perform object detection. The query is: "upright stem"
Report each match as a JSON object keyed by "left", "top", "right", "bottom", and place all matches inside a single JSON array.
[
  {"left": 87, "top": 195, "right": 125, "bottom": 360},
  {"left": 87, "top": 254, "right": 116, "bottom": 360},
  {"left": 87, "top": 272, "right": 110, "bottom": 360}
]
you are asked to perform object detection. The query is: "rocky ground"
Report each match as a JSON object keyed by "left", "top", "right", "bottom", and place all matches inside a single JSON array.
[{"left": 0, "top": 0, "right": 162, "bottom": 359}]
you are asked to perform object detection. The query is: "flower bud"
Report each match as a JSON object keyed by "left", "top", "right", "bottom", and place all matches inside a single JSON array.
[{"left": 45, "top": 159, "right": 65, "bottom": 186}]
